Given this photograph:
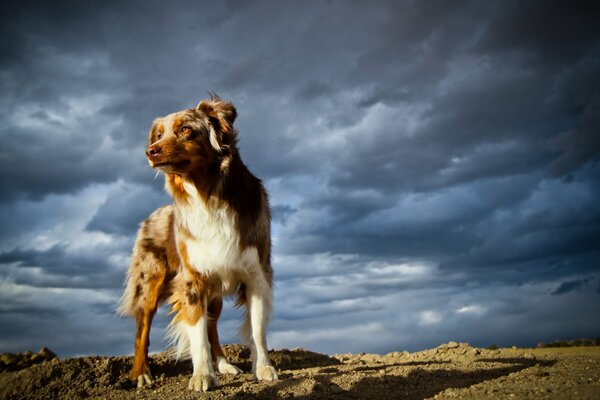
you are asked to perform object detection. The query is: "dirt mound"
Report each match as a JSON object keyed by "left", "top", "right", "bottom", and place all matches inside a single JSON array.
[
  {"left": 1, "top": 343, "right": 599, "bottom": 399},
  {"left": 0, "top": 347, "right": 57, "bottom": 372}
]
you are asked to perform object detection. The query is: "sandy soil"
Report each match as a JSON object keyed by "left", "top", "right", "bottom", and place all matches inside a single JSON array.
[{"left": 1, "top": 343, "right": 599, "bottom": 399}]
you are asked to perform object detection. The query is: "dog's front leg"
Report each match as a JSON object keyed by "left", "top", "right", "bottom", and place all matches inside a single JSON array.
[
  {"left": 247, "top": 279, "right": 278, "bottom": 382},
  {"left": 208, "top": 298, "right": 242, "bottom": 375},
  {"left": 169, "top": 269, "right": 218, "bottom": 392},
  {"left": 185, "top": 303, "right": 218, "bottom": 392}
]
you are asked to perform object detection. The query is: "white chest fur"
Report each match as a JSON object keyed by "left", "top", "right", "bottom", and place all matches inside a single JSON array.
[{"left": 175, "top": 181, "right": 260, "bottom": 294}]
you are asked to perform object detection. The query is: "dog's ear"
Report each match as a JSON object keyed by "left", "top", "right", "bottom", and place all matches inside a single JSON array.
[
  {"left": 196, "top": 95, "right": 237, "bottom": 134},
  {"left": 196, "top": 95, "right": 238, "bottom": 172}
]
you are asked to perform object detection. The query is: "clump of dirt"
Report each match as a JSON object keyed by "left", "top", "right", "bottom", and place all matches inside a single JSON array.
[
  {"left": 0, "top": 347, "right": 57, "bottom": 372},
  {"left": 1, "top": 343, "right": 599, "bottom": 399}
]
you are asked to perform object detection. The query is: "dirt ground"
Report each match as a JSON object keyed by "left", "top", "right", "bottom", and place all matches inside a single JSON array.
[{"left": 1, "top": 343, "right": 599, "bottom": 399}]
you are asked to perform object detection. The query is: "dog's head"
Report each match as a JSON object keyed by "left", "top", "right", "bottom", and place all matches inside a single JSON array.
[{"left": 145, "top": 95, "right": 237, "bottom": 175}]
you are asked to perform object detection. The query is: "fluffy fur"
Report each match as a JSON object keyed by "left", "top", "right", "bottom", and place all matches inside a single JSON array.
[{"left": 118, "top": 95, "right": 277, "bottom": 391}]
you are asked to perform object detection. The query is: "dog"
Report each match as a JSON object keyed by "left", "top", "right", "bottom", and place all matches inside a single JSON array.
[{"left": 118, "top": 95, "right": 277, "bottom": 391}]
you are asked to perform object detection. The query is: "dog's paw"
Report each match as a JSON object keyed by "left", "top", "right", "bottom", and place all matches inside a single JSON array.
[
  {"left": 136, "top": 373, "right": 153, "bottom": 388},
  {"left": 217, "top": 358, "right": 243, "bottom": 375},
  {"left": 188, "top": 373, "right": 218, "bottom": 392},
  {"left": 256, "top": 365, "right": 278, "bottom": 382}
]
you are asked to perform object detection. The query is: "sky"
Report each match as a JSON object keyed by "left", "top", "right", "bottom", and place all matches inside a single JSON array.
[{"left": 0, "top": 0, "right": 599, "bottom": 357}]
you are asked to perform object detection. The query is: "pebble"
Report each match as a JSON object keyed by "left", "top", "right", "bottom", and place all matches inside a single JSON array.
[
  {"left": 98, "top": 372, "right": 112, "bottom": 386},
  {"left": 330, "top": 383, "right": 343, "bottom": 393}
]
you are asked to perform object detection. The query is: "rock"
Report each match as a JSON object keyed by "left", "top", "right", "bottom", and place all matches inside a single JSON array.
[
  {"left": 330, "top": 383, "right": 344, "bottom": 393},
  {"left": 39, "top": 347, "right": 57, "bottom": 360},
  {"left": 306, "top": 379, "right": 321, "bottom": 392},
  {"left": 17, "top": 358, "right": 29, "bottom": 367},
  {"left": 447, "top": 341, "right": 459, "bottom": 349},
  {"left": 115, "top": 380, "right": 128, "bottom": 389},
  {"left": 0, "top": 353, "right": 17, "bottom": 366},
  {"left": 98, "top": 372, "right": 112, "bottom": 386},
  {"left": 30, "top": 354, "right": 45, "bottom": 364},
  {"left": 360, "top": 353, "right": 382, "bottom": 363}
]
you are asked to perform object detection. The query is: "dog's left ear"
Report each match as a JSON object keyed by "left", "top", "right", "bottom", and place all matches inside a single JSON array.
[
  {"left": 196, "top": 95, "right": 237, "bottom": 172},
  {"left": 196, "top": 96, "right": 237, "bottom": 134}
]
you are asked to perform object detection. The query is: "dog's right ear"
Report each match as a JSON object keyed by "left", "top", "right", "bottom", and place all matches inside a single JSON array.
[{"left": 196, "top": 95, "right": 237, "bottom": 134}]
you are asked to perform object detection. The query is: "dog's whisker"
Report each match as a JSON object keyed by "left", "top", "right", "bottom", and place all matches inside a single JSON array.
[{"left": 154, "top": 170, "right": 161, "bottom": 180}]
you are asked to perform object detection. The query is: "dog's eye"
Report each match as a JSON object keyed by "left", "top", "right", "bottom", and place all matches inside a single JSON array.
[{"left": 156, "top": 133, "right": 163, "bottom": 140}]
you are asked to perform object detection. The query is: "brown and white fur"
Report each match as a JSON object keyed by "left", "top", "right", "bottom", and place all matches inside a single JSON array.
[{"left": 118, "top": 95, "right": 277, "bottom": 391}]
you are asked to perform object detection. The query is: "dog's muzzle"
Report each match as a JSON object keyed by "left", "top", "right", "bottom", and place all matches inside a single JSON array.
[{"left": 146, "top": 144, "right": 161, "bottom": 164}]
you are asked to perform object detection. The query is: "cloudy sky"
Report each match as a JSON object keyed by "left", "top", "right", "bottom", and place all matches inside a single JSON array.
[{"left": 1, "top": 0, "right": 599, "bottom": 357}]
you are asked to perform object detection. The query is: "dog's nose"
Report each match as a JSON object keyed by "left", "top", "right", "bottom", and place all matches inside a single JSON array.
[{"left": 146, "top": 145, "right": 161, "bottom": 158}]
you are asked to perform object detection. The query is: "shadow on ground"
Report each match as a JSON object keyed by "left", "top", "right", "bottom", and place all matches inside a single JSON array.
[
  {"left": 226, "top": 356, "right": 555, "bottom": 400},
  {"left": 145, "top": 346, "right": 341, "bottom": 379}
]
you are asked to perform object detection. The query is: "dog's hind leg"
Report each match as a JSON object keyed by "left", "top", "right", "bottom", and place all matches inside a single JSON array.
[
  {"left": 208, "top": 297, "right": 242, "bottom": 375},
  {"left": 130, "top": 272, "right": 167, "bottom": 387},
  {"left": 119, "top": 206, "right": 176, "bottom": 387}
]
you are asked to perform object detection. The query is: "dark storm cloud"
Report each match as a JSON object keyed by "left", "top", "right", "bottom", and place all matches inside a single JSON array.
[
  {"left": 476, "top": 1, "right": 600, "bottom": 68},
  {"left": 552, "top": 278, "right": 592, "bottom": 296},
  {"left": 1, "top": 0, "right": 599, "bottom": 356},
  {"left": 0, "top": 0, "right": 214, "bottom": 202},
  {"left": 87, "top": 181, "right": 169, "bottom": 235},
  {"left": 0, "top": 27, "right": 148, "bottom": 202},
  {"left": 264, "top": 0, "right": 600, "bottom": 292},
  {"left": 326, "top": 4, "right": 600, "bottom": 195},
  {"left": 0, "top": 243, "right": 127, "bottom": 289}
]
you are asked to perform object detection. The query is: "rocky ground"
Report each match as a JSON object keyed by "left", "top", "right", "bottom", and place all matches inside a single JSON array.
[{"left": 1, "top": 343, "right": 599, "bottom": 399}]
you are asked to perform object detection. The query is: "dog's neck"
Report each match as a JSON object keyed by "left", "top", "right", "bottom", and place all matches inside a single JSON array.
[{"left": 165, "top": 152, "right": 252, "bottom": 210}]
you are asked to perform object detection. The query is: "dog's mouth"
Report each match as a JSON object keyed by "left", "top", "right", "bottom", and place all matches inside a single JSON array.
[{"left": 150, "top": 159, "right": 191, "bottom": 171}]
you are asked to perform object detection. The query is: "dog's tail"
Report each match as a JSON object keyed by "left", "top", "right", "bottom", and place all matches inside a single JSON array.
[
  {"left": 235, "top": 284, "right": 251, "bottom": 346},
  {"left": 116, "top": 230, "right": 147, "bottom": 317},
  {"left": 165, "top": 318, "right": 191, "bottom": 360},
  {"left": 116, "top": 261, "right": 138, "bottom": 316}
]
